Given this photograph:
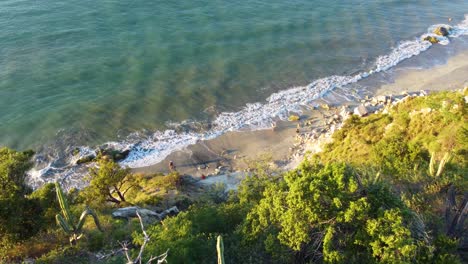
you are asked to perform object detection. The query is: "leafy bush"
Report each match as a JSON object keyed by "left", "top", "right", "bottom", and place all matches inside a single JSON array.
[
  {"left": 245, "top": 161, "right": 430, "bottom": 263},
  {"left": 133, "top": 203, "right": 248, "bottom": 263}
]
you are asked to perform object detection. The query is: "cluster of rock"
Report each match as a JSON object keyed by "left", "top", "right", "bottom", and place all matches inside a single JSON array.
[
  {"left": 75, "top": 148, "right": 130, "bottom": 165},
  {"left": 286, "top": 90, "right": 432, "bottom": 164},
  {"left": 423, "top": 26, "right": 451, "bottom": 44}
]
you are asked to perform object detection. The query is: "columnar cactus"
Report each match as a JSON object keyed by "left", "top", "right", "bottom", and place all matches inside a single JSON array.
[
  {"left": 429, "top": 152, "right": 452, "bottom": 177},
  {"left": 55, "top": 181, "right": 103, "bottom": 245},
  {"left": 217, "top": 235, "right": 225, "bottom": 264}
]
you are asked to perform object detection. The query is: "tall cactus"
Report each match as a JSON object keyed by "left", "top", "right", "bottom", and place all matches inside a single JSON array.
[
  {"left": 217, "top": 235, "right": 225, "bottom": 264},
  {"left": 55, "top": 181, "right": 103, "bottom": 245},
  {"left": 429, "top": 152, "right": 452, "bottom": 177}
]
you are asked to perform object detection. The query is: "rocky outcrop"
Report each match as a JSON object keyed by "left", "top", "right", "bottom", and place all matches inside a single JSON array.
[
  {"left": 75, "top": 148, "right": 130, "bottom": 165},
  {"left": 76, "top": 155, "right": 96, "bottom": 165},
  {"left": 112, "top": 206, "right": 179, "bottom": 223},
  {"left": 97, "top": 148, "right": 130, "bottom": 162}
]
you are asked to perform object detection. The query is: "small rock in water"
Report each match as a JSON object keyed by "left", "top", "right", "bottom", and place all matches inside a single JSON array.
[
  {"left": 321, "top": 104, "right": 330, "bottom": 110},
  {"left": 423, "top": 35, "right": 439, "bottom": 44},
  {"left": 288, "top": 114, "right": 300, "bottom": 122},
  {"left": 433, "top": 26, "right": 450, "bottom": 36}
]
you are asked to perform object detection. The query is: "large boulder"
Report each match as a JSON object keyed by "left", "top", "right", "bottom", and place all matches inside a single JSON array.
[
  {"left": 433, "top": 26, "right": 450, "bottom": 37},
  {"left": 97, "top": 148, "right": 130, "bottom": 162},
  {"left": 353, "top": 104, "right": 369, "bottom": 117},
  {"left": 112, "top": 206, "right": 179, "bottom": 222},
  {"left": 76, "top": 155, "right": 96, "bottom": 165}
]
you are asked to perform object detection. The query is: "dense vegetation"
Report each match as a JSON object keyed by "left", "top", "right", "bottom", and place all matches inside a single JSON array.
[{"left": 0, "top": 90, "right": 466, "bottom": 263}]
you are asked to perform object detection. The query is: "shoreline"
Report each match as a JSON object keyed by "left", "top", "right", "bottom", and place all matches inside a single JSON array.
[{"left": 135, "top": 49, "right": 468, "bottom": 188}]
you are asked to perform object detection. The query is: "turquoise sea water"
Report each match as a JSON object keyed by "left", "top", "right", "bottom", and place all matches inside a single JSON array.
[{"left": 1, "top": 1, "right": 468, "bottom": 184}]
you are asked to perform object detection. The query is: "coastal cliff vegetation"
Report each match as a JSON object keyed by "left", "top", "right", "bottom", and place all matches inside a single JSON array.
[{"left": 0, "top": 90, "right": 466, "bottom": 263}]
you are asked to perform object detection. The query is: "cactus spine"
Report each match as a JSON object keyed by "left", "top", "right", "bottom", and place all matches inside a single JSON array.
[
  {"left": 217, "top": 235, "right": 225, "bottom": 264},
  {"left": 55, "top": 181, "right": 103, "bottom": 245}
]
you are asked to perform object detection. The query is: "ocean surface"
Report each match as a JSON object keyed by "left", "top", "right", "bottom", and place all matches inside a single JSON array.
[{"left": 0, "top": 0, "right": 467, "bottom": 186}]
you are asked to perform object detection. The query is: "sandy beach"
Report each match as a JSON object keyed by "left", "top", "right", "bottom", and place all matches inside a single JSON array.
[
  {"left": 133, "top": 48, "right": 468, "bottom": 187},
  {"left": 377, "top": 50, "right": 468, "bottom": 95}
]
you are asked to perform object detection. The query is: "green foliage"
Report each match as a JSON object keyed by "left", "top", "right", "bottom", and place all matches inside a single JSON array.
[
  {"left": 29, "top": 183, "right": 60, "bottom": 226},
  {"left": 84, "top": 159, "right": 135, "bottom": 206},
  {"left": 0, "top": 147, "right": 45, "bottom": 243},
  {"left": 237, "top": 155, "right": 281, "bottom": 206},
  {"left": 0, "top": 147, "right": 34, "bottom": 198},
  {"left": 35, "top": 246, "right": 98, "bottom": 264},
  {"left": 371, "top": 134, "right": 428, "bottom": 179},
  {"left": 124, "top": 172, "right": 181, "bottom": 206},
  {"left": 245, "top": 161, "right": 428, "bottom": 263},
  {"left": 134, "top": 203, "right": 248, "bottom": 263}
]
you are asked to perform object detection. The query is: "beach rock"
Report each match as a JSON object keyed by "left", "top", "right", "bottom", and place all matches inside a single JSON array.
[
  {"left": 339, "top": 106, "right": 351, "bottom": 119},
  {"left": 288, "top": 114, "right": 300, "bottom": 121},
  {"left": 321, "top": 104, "right": 330, "bottom": 110},
  {"left": 434, "top": 26, "right": 450, "bottom": 36},
  {"left": 76, "top": 155, "right": 95, "bottom": 165},
  {"left": 353, "top": 104, "right": 369, "bottom": 117},
  {"left": 423, "top": 36, "right": 439, "bottom": 44},
  {"left": 376, "top": 95, "right": 387, "bottom": 103},
  {"left": 114, "top": 150, "right": 130, "bottom": 161},
  {"left": 97, "top": 148, "right": 130, "bottom": 162},
  {"left": 386, "top": 96, "right": 393, "bottom": 105},
  {"left": 72, "top": 148, "right": 80, "bottom": 156}
]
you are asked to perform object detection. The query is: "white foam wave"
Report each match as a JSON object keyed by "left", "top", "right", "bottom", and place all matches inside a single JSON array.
[
  {"left": 451, "top": 14, "right": 468, "bottom": 37},
  {"left": 28, "top": 15, "right": 468, "bottom": 187}
]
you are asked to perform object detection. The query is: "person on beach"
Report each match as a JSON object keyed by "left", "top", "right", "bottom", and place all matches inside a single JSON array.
[{"left": 169, "top": 161, "right": 176, "bottom": 171}]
